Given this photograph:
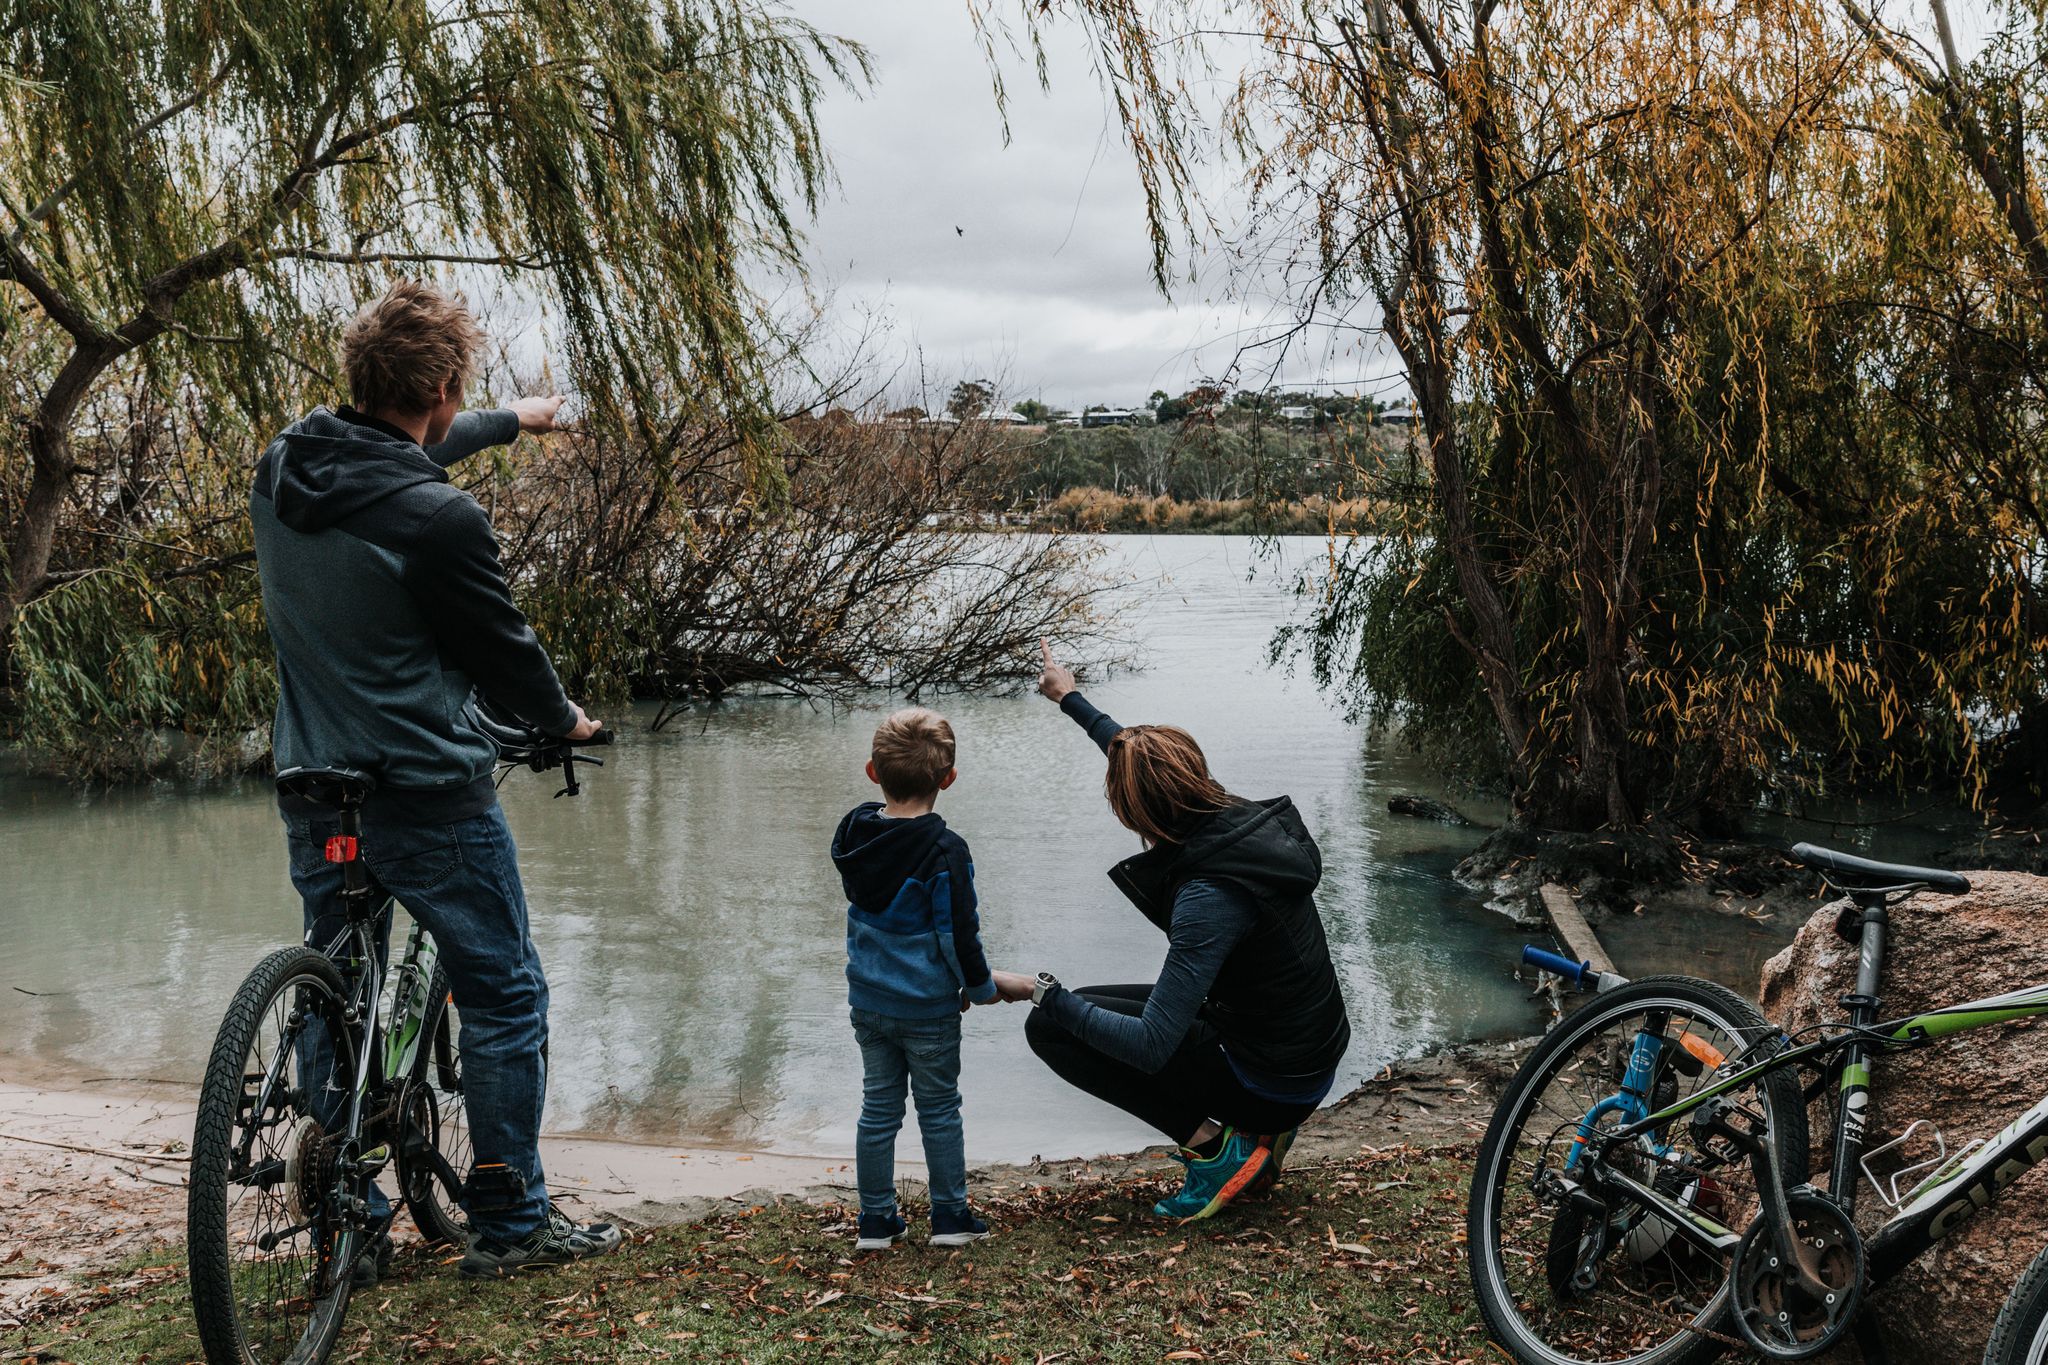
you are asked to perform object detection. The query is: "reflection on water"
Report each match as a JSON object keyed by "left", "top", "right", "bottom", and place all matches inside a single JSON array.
[{"left": 3, "top": 536, "right": 1552, "bottom": 1162}]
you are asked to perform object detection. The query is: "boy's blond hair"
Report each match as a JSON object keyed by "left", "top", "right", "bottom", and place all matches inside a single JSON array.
[
  {"left": 341, "top": 279, "right": 485, "bottom": 416},
  {"left": 871, "top": 708, "right": 956, "bottom": 802}
]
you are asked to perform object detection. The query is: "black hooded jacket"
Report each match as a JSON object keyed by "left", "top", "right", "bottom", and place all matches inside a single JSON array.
[
  {"left": 1107, "top": 793, "right": 1352, "bottom": 1080},
  {"left": 250, "top": 406, "right": 576, "bottom": 820},
  {"left": 1037, "top": 692, "right": 1352, "bottom": 1088}
]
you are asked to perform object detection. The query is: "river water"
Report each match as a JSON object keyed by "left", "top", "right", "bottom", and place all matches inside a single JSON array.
[{"left": 0, "top": 533, "right": 1835, "bottom": 1163}]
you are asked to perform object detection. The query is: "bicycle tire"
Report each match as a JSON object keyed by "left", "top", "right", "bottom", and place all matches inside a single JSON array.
[
  {"left": 398, "top": 965, "right": 472, "bottom": 1248},
  {"left": 1467, "top": 974, "right": 1811, "bottom": 1365},
  {"left": 188, "top": 946, "right": 359, "bottom": 1365},
  {"left": 1984, "top": 1244, "right": 2048, "bottom": 1365}
]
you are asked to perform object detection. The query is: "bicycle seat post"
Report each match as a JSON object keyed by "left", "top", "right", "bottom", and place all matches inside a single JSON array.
[
  {"left": 1830, "top": 892, "right": 1889, "bottom": 1217},
  {"left": 335, "top": 802, "right": 372, "bottom": 907}
]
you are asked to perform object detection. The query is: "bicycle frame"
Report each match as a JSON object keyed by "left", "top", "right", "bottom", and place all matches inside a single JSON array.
[
  {"left": 1568, "top": 925, "right": 2048, "bottom": 1293},
  {"left": 248, "top": 801, "right": 445, "bottom": 1231}
]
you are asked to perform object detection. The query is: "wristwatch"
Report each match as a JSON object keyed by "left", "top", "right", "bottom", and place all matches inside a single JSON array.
[{"left": 1031, "top": 971, "right": 1061, "bottom": 1006}]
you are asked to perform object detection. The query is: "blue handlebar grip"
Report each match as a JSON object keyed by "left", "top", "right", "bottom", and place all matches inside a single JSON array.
[{"left": 1522, "top": 945, "right": 1594, "bottom": 990}]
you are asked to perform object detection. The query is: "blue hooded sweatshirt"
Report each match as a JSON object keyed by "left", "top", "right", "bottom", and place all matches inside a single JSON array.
[{"left": 832, "top": 804, "right": 998, "bottom": 1019}]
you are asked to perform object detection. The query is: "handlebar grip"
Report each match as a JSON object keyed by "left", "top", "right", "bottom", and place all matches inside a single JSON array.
[
  {"left": 1522, "top": 945, "right": 1595, "bottom": 990},
  {"left": 580, "top": 728, "right": 614, "bottom": 747}
]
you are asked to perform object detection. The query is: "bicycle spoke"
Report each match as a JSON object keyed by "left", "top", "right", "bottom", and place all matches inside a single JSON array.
[
  {"left": 1470, "top": 983, "right": 1801, "bottom": 1365},
  {"left": 192, "top": 954, "right": 360, "bottom": 1365}
]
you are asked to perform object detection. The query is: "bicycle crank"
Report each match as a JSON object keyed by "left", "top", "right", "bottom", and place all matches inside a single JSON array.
[{"left": 1730, "top": 1191, "right": 1865, "bottom": 1359}]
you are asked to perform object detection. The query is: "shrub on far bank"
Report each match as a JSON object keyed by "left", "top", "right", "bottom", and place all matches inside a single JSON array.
[{"left": 1033, "top": 486, "right": 1384, "bottom": 536}]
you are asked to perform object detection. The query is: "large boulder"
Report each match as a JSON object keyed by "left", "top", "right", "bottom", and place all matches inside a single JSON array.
[{"left": 1758, "top": 870, "right": 2048, "bottom": 1363}]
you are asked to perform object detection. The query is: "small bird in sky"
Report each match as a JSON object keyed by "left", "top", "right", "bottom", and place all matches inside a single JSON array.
[{"left": 954, "top": 226, "right": 965, "bottom": 237}]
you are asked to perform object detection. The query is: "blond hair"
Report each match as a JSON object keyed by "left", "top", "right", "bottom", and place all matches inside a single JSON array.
[
  {"left": 1105, "top": 724, "right": 1233, "bottom": 845},
  {"left": 341, "top": 279, "right": 485, "bottom": 416},
  {"left": 871, "top": 708, "right": 956, "bottom": 802}
]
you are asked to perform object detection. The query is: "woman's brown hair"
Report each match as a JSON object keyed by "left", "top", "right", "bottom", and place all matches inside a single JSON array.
[{"left": 1104, "top": 725, "right": 1234, "bottom": 845}]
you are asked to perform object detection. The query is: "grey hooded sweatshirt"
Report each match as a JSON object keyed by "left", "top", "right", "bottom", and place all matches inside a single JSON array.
[{"left": 250, "top": 405, "right": 577, "bottom": 822}]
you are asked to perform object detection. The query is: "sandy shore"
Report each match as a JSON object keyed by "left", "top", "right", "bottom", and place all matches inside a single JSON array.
[
  {"left": 0, "top": 1077, "right": 890, "bottom": 1324},
  {"left": 0, "top": 1040, "right": 1529, "bottom": 1325}
]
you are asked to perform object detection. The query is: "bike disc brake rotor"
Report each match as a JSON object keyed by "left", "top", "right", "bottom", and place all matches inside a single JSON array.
[{"left": 1730, "top": 1191, "right": 1864, "bottom": 1359}]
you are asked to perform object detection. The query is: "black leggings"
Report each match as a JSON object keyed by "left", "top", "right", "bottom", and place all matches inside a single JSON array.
[{"left": 1023, "top": 983, "right": 1321, "bottom": 1147}]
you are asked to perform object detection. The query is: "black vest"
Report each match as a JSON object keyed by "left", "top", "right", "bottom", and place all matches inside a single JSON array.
[{"left": 1108, "top": 796, "right": 1352, "bottom": 1082}]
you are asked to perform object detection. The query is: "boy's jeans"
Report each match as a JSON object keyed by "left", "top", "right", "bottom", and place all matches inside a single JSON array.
[
  {"left": 850, "top": 1008, "right": 968, "bottom": 1217},
  {"left": 284, "top": 805, "right": 552, "bottom": 1243}
]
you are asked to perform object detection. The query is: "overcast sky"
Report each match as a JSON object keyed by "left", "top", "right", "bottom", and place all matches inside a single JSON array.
[
  {"left": 776, "top": 0, "right": 1407, "bottom": 413},
  {"left": 773, "top": 1, "right": 2009, "bottom": 415}
]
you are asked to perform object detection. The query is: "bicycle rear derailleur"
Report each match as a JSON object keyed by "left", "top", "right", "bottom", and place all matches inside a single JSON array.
[{"left": 1730, "top": 1190, "right": 1864, "bottom": 1360}]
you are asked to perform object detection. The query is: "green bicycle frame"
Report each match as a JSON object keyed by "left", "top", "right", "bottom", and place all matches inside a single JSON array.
[{"left": 1577, "top": 971, "right": 2048, "bottom": 1285}]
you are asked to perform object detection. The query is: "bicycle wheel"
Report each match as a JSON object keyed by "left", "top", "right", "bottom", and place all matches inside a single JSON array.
[
  {"left": 188, "top": 947, "right": 364, "bottom": 1365},
  {"left": 1984, "top": 1245, "right": 2048, "bottom": 1365},
  {"left": 397, "top": 965, "right": 472, "bottom": 1248},
  {"left": 1467, "top": 975, "right": 1810, "bottom": 1365}
]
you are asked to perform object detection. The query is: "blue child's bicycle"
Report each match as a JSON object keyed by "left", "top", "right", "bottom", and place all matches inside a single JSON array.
[{"left": 1467, "top": 841, "right": 2048, "bottom": 1365}]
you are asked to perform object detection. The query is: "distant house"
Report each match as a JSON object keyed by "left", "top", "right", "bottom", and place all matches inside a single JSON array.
[
  {"left": 1378, "top": 405, "right": 1418, "bottom": 427},
  {"left": 1081, "top": 408, "right": 1155, "bottom": 428},
  {"left": 1279, "top": 404, "right": 1315, "bottom": 422},
  {"left": 987, "top": 410, "right": 1031, "bottom": 425}
]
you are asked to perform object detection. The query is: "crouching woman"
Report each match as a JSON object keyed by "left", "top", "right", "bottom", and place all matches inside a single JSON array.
[{"left": 990, "top": 645, "right": 1352, "bottom": 1222}]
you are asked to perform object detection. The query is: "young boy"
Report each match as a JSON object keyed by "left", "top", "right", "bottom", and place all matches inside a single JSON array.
[{"left": 831, "top": 708, "right": 999, "bottom": 1250}]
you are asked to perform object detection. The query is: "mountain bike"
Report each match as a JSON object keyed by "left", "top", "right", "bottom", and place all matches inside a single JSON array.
[
  {"left": 185, "top": 702, "right": 610, "bottom": 1365},
  {"left": 1461, "top": 839, "right": 2048, "bottom": 1365}
]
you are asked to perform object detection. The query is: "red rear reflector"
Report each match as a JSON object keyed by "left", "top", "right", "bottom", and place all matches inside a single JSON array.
[{"left": 324, "top": 835, "right": 359, "bottom": 863}]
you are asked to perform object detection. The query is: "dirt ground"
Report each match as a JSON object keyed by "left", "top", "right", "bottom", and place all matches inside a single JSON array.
[{"left": 0, "top": 1041, "right": 1529, "bottom": 1330}]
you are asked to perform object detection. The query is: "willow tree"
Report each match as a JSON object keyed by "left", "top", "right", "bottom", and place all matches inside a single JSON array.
[
  {"left": 1836, "top": 0, "right": 2048, "bottom": 813},
  {"left": 978, "top": 2, "right": 2048, "bottom": 834},
  {"left": 0, "top": 0, "right": 866, "bottom": 617}
]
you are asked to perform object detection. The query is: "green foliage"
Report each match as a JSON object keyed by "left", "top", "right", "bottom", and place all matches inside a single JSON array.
[
  {"left": 1, "top": 0, "right": 871, "bottom": 606},
  {"left": 1009, "top": 419, "right": 1414, "bottom": 504},
  {"left": 12, "top": 566, "right": 274, "bottom": 780}
]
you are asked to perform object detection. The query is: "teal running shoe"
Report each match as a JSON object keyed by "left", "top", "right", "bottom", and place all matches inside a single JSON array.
[
  {"left": 1249, "top": 1128, "right": 1297, "bottom": 1195},
  {"left": 1152, "top": 1129, "right": 1270, "bottom": 1222}
]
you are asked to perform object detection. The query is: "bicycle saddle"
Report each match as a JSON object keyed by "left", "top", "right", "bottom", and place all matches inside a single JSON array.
[
  {"left": 274, "top": 765, "right": 377, "bottom": 811},
  {"left": 1790, "top": 841, "right": 1970, "bottom": 895}
]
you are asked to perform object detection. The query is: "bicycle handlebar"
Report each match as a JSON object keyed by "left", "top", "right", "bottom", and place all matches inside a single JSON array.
[
  {"left": 1521, "top": 944, "right": 1629, "bottom": 994},
  {"left": 471, "top": 695, "right": 613, "bottom": 797}
]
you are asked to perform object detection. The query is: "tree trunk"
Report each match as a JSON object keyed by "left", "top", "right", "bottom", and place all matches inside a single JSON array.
[{"left": 6, "top": 342, "right": 122, "bottom": 613}]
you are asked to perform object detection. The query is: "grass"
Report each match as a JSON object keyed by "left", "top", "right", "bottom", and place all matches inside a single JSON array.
[{"left": 11, "top": 1145, "right": 1493, "bottom": 1364}]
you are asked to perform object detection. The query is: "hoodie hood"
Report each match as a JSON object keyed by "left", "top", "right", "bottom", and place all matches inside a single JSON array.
[
  {"left": 832, "top": 803, "right": 950, "bottom": 911},
  {"left": 263, "top": 406, "right": 447, "bottom": 532},
  {"left": 1110, "top": 795, "right": 1322, "bottom": 920}
]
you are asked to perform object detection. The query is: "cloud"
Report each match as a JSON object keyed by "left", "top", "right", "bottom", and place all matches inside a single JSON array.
[{"left": 778, "top": 0, "right": 1407, "bottom": 409}]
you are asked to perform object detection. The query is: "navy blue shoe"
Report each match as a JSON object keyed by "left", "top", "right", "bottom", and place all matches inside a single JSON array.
[
  {"left": 855, "top": 1210, "right": 908, "bottom": 1251},
  {"left": 928, "top": 1205, "right": 991, "bottom": 1247}
]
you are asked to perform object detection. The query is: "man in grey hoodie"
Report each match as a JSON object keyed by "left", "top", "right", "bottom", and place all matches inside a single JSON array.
[{"left": 249, "top": 279, "right": 619, "bottom": 1279}]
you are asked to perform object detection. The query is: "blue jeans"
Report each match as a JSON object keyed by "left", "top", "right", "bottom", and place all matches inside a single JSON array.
[
  {"left": 850, "top": 1009, "right": 968, "bottom": 1217},
  {"left": 285, "top": 805, "right": 552, "bottom": 1242}
]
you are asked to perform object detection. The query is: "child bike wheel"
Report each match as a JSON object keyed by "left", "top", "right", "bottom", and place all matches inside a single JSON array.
[
  {"left": 188, "top": 947, "right": 364, "bottom": 1365},
  {"left": 1467, "top": 975, "right": 1810, "bottom": 1365},
  {"left": 1984, "top": 1245, "right": 2048, "bottom": 1365},
  {"left": 397, "top": 965, "right": 473, "bottom": 1248}
]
